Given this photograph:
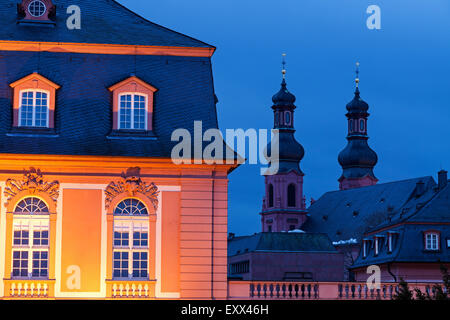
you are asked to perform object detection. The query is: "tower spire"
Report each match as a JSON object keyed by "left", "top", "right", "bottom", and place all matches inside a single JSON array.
[
  {"left": 338, "top": 62, "right": 378, "bottom": 190},
  {"left": 282, "top": 53, "right": 287, "bottom": 80},
  {"left": 355, "top": 62, "right": 360, "bottom": 89}
]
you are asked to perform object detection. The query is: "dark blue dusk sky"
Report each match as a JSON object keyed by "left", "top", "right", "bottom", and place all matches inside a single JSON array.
[{"left": 121, "top": 0, "right": 450, "bottom": 236}]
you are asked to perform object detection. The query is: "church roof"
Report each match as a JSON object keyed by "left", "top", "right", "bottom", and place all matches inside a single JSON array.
[
  {"left": 0, "top": 0, "right": 213, "bottom": 48},
  {"left": 228, "top": 232, "right": 338, "bottom": 257},
  {"left": 303, "top": 176, "right": 437, "bottom": 243}
]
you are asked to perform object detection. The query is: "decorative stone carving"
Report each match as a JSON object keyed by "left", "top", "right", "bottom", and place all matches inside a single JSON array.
[
  {"left": 105, "top": 167, "right": 159, "bottom": 211},
  {"left": 4, "top": 167, "right": 60, "bottom": 207}
]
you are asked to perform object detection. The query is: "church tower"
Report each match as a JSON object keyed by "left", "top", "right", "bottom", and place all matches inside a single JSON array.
[
  {"left": 338, "top": 63, "right": 378, "bottom": 190},
  {"left": 260, "top": 56, "right": 307, "bottom": 232}
]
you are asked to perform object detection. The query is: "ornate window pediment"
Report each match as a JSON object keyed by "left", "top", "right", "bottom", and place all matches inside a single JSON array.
[
  {"left": 4, "top": 168, "right": 60, "bottom": 208},
  {"left": 105, "top": 167, "right": 159, "bottom": 211}
]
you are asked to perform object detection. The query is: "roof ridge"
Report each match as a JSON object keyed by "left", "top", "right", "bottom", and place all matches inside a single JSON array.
[
  {"left": 322, "top": 176, "right": 435, "bottom": 196},
  {"left": 112, "top": 0, "right": 215, "bottom": 49}
]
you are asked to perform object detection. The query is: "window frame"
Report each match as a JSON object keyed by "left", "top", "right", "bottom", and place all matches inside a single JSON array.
[
  {"left": 424, "top": 232, "right": 440, "bottom": 251},
  {"left": 18, "top": 89, "right": 50, "bottom": 128},
  {"left": 118, "top": 92, "right": 149, "bottom": 131},
  {"left": 113, "top": 202, "right": 150, "bottom": 281},
  {"left": 11, "top": 197, "right": 50, "bottom": 279}
]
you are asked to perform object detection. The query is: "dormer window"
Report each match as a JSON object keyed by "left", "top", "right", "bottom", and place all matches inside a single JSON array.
[
  {"left": 424, "top": 231, "right": 440, "bottom": 251},
  {"left": 388, "top": 233, "right": 393, "bottom": 253},
  {"left": 18, "top": 0, "right": 56, "bottom": 25},
  {"left": 28, "top": 1, "right": 46, "bottom": 17},
  {"left": 9, "top": 73, "right": 60, "bottom": 130},
  {"left": 374, "top": 237, "right": 379, "bottom": 256},
  {"left": 109, "top": 76, "right": 157, "bottom": 132},
  {"left": 362, "top": 240, "right": 368, "bottom": 258}
]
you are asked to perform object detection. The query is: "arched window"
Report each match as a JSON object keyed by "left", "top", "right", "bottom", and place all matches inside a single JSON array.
[
  {"left": 288, "top": 184, "right": 296, "bottom": 207},
  {"left": 114, "top": 198, "right": 148, "bottom": 216},
  {"left": 113, "top": 199, "right": 149, "bottom": 279},
  {"left": 274, "top": 112, "right": 279, "bottom": 127},
  {"left": 12, "top": 197, "right": 49, "bottom": 279},
  {"left": 268, "top": 184, "right": 274, "bottom": 208},
  {"left": 349, "top": 119, "right": 353, "bottom": 133},
  {"left": 360, "top": 119, "right": 365, "bottom": 132},
  {"left": 15, "top": 197, "right": 49, "bottom": 214},
  {"left": 19, "top": 90, "right": 49, "bottom": 128}
]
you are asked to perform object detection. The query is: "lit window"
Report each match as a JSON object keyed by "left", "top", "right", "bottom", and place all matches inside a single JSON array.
[
  {"left": 28, "top": 1, "right": 46, "bottom": 17},
  {"left": 374, "top": 238, "right": 379, "bottom": 256},
  {"left": 19, "top": 90, "right": 49, "bottom": 128},
  {"left": 113, "top": 252, "right": 129, "bottom": 278},
  {"left": 133, "top": 232, "right": 148, "bottom": 247},
  {"left": 425, "top": 233, "right": 439, "bottom": 251},
  {"left": 119, "top": 94, "right": 147, "bottom": 130},
  {"left": 113, "top": 199, "right": 150, "bottom": 280},
  {"left": 447, "top": 239, "right": 450, "bottom": 248},
  {"left": 12, "top": 197, "right": 50, "bottom": 279},
  {"left": 109, "top": 76, "right": 157, "bottom": 132},
  {"left": 132, "top": 252, "right": 148, "bottom": 278},
  {"left": 114, "top": 232, "right": 129, "bottom": 247}
]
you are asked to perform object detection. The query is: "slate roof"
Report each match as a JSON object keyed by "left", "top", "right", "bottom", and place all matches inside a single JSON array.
[
  {"left": 302, "top": 176, "right": 437, "bottom": 243},
  {"left": 0, "top": 1, "right": 224, "bottom": 159},
  {"left": 228, "top": 232, "right": 338, "bottom": 257},
  {"left": 0, "top": 0, "right": 213, "bottom": 48},
  {"left": 351, "top": 181, "right": 450, "bottom": 268}
]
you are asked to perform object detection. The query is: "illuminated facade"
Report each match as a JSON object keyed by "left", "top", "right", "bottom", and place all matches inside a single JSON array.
[{"left": 0, "top": 0, "right": 235, "bottom": 299}]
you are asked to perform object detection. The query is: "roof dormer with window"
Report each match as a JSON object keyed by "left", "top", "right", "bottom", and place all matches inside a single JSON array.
[
  {"left": 108, "top": 76, "right": 158, "bottom": 138},
  {"left": 9, "top": 73, "right": 60, "bottom": 134},
  {"left": 17, "top": 0, "right": 56, "bottom": 26}
]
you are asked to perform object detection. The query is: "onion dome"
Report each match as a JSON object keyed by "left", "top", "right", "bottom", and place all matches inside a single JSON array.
[
  {"left": 272, "top": 78, "right": 296, "bottom": 106},
  {"left": 338, "top": 139, "right": 378, "bottom": 171},
  {"left": 346, "top": 87, "right": 369, "bottom": 113}
]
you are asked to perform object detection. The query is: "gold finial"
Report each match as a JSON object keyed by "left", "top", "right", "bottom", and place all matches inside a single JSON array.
[
  {"left": 355, "top": 62, "right": 360, "bottom": 88},
  {"left": 282, "top": 53, "right": 287, "bottom": 79}
]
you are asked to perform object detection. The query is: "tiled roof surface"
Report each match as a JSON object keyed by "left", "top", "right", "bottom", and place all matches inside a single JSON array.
[
  {"left": 303, "top": 177, "right": 437, "bottom": 242},
  {"left": 228, "top": 232, "right": 337, "bottom": 257},
  {"left": 0, "top": 51, "right": 218, "bottom": 158},
  {"left": 0, "top": 0, "right": 213, "bottom": 48}
]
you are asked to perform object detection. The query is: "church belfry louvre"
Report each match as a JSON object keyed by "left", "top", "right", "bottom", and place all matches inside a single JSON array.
[{"left": 0, "top": 0, "right": 237, "bottom": 299}]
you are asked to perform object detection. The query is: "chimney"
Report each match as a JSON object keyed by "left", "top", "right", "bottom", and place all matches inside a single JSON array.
[
  {"left": 228, "top": 233, "right": 235, "bottom": 240},
  {"left": 438, "top": 170, "right": 448, "bottom": 190}
]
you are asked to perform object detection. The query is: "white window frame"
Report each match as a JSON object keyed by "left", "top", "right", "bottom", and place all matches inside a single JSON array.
[
  {"left": 118, "top": 93, "right": 148, "bottom": 130},
  {"left": 425, "top": 233, "right": 439, "bottom": 251},
  {"left": 113, "top": 216, "right": 150, "bottom": 280},
  {"left": 28, "top": 0, "right": 46, "bottom": 17},
  {"left": 362, "top": 240, "right": 367, "bottom": 258},
  {"left": 374, "top": 238, "right": 379, "bottom": 256},
  {"left": 18, "top": 89, "right": 50, "bottom": 128},
  {"left": 388, "top": 233, "right": 393, "bottom": 253},
  {"left": 12, "top": 215, "right": 50, "bottom": 279}
]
